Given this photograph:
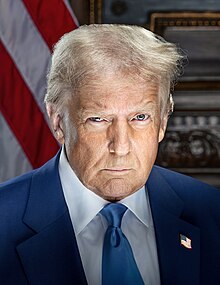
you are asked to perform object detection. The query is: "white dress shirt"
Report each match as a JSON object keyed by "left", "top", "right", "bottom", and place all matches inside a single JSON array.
[{"left": 59, "top": 147, "right": 161, "bottom": 285}]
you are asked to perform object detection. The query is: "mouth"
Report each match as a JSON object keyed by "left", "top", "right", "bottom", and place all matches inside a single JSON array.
[{"left": 103, "top": 168, "right": 132, "bottom": 174}]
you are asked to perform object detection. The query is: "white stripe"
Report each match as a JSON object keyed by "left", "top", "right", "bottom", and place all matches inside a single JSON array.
[
  {"left": 0, "top": 0, "right": 51, "bottom": 116},
  {"left": 63, "top": 0, "right": 79, "bottom": 26},
  {"left": 0, "top": 112, "right": 32, "bottom": 182}
]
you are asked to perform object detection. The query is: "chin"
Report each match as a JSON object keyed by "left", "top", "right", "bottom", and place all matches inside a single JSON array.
[
  {"left": 105, "top": 197, "right": 123, "bottom": 202},
  {"left": 96, "top": 178, "right": 140, "bottom": 201},
  {"left": 101, "top": 191, "right": 130, "bottom": 202}
]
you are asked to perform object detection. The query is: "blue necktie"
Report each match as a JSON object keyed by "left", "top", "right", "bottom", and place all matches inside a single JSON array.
[{"left": 101, "top": 203, "right": 144, "bottom": 285}]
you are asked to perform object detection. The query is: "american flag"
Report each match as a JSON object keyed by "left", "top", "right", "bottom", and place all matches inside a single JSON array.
[
  {"left": 0, "top": 0, "right": 78, "bottom": 182},
  {"left": 180, "top": 234, "right": 192, "bottom": 249}
]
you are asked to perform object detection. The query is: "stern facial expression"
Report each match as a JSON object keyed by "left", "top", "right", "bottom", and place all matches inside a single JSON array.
[{"left": 61, "top": 75, "right": 167, "bottom": 201}]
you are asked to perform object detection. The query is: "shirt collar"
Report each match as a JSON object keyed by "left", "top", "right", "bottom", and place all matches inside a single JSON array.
[
  {"left": 121, "top": 186, "right": 151, "bottom": 228},
  {"left": 59, "top": 146, "right": 151, "bottom": 235}
]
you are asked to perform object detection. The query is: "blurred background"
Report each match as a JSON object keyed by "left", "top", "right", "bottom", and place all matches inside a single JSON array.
[{"left": 0, "top": 0, "right": 219, "bottom": 187}]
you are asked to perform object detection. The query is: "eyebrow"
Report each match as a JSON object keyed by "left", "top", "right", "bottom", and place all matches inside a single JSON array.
[{"left": 78, "top": 100, "right": 159, "bottom": 119}]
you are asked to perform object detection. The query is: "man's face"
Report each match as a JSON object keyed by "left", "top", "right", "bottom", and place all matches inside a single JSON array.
[{"left": 61, "top": 75, "right": 167, "bottom": 201}]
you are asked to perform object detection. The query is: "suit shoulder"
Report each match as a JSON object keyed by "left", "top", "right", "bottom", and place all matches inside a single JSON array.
[
  {"left": 0, "top": 172, "right": 36, "bottom": 232},
  {"left": 0, "top": 171, "right": 34, "bottom": 202},
  {"left": 152, "top": 165, "right": 220, "bottom": 197},
  {"left": 0, "top": 151, "right": 59, "bottom": 198},
  {"left": 151, "top": 165, "right": 220, "bottom": 220}
]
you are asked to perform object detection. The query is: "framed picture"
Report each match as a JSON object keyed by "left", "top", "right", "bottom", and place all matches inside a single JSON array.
[{"left": 150, "top": 12, "right": 220, "bottom": 90}]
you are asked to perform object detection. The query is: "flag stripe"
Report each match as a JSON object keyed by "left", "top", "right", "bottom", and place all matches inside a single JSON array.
[
  {"left": 0, "top": 0, "right": 78, "bottom": 181},
  {"left": 0, "top": 42, "right": 59, "bottom": 168},
  {"left": 0, "top": 0, "right": 51, "bottom": 116},
  {"left": 0, "top": 112, "right": 32, "bottom": 181},
  {"left": 63, "top": 0, "right": 79, "bottom": 26},
  {"left": 22, "top": 0, "right": 78, "bottom": 50}
]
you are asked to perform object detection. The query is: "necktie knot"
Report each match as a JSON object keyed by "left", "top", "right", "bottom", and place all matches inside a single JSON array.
[
  {"left": 101, "top": 203, "right": 127, "bottom": 228},
  {"left": 101, "top": 203, "right": 127, "bottom": 247}
]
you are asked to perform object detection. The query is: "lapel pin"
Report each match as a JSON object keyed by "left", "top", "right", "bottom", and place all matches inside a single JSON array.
[{"left": 180, "top": 234, "right": 192, "bottom": 249}]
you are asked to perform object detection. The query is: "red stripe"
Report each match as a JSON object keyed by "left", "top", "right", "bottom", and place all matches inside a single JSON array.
[
  {"left": 0, "top": 42, "right": 59, "bottom": 168},
  {"left": 22, "top": 0, "right": 78, "bottom": 50}
]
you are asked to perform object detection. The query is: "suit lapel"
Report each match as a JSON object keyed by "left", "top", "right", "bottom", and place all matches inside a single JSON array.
[
  {"left": 16, "top": 152, "right": 87, "bottom": 285},
  {"left": 147, "top": 167, "right": 200, "bottom": 285}
]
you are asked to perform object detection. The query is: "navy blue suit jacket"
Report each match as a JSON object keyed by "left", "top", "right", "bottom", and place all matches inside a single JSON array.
[{"left": 1, "top": 151, "right": 220, "bottom": 285}]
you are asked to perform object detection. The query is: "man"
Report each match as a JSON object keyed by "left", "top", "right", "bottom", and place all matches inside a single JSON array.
[{"left": 0, "top": 24, "right": 220, "bottom": 285}]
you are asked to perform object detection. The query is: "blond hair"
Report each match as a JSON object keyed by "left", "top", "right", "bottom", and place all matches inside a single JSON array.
[{"left": 45, "top": 24, "right": 184, "bottom": 116}]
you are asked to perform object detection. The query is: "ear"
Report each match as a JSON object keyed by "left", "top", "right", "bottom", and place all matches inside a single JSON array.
[
  {"left": 46, "top": 103, "right": 65, "bottom": 144},
  {"left": 158, "top": 115, "right": 168, "bottom": 143}
]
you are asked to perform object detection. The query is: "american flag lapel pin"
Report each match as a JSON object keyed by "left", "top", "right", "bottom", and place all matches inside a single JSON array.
[{"left": 180, "top": 234, "right": 192, "bottom": 249}]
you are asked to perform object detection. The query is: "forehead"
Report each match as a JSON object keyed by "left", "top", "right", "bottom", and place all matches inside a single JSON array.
[{"left": 72, "top": 74, "right": 160, "bottom": 112}]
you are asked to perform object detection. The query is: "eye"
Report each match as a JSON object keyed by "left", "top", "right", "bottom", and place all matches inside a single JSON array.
[
  {"left": 88, "top": 117, "right": 105, "bottom": 123},
  {"left": 132, "top": 114, "right": 149, "bottom": 121}
]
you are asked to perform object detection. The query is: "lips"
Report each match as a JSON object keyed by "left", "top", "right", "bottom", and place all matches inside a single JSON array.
[{"left": 103, "top": 168, "right": 132, "bottom": 173}]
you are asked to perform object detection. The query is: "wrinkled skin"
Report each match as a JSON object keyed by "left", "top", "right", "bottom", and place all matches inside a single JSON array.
[{"left": 48, "top": 75, "right": 168, "bottom": 201}]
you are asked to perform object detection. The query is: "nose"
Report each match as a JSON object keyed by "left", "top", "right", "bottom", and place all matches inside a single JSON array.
[{"left": 108, "top": 119, "right": 131, "bottom": 156}]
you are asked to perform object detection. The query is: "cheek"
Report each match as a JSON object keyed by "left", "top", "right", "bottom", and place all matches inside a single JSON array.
[
  {"left": 135, "top": 126, "right": 160, "bottom": 147},
  {"left": 134, "top": 129, "right": 160, "bottom": 161},
  {"left": 67, "top": 131, "right": 106, "bottom": 172},
  {"left": 76, "top": 132, "right": 106, "bottom": 156}
]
